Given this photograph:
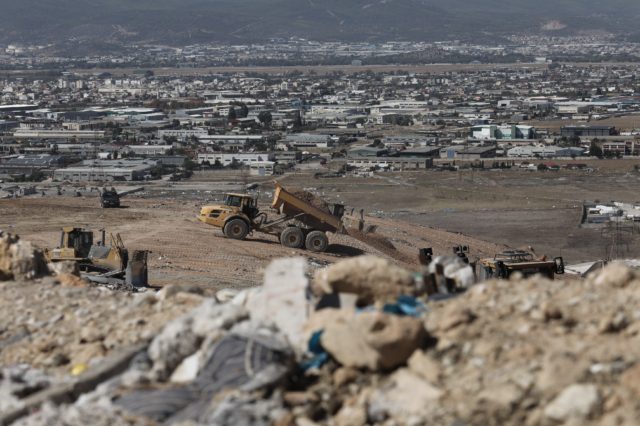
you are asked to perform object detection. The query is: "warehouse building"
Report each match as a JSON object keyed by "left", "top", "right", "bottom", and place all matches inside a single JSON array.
[
  {"left": 53, "top": 159, "right": 156, "bottom": 182},
  {"left": 561, "top": 125, "right": 616, "bottom": 138},
  {"left": 346, "top": 157, "right": 433, "bottom": 170},
  {"left": 197, "top": 152, "right": 275, "bottom": 166}
]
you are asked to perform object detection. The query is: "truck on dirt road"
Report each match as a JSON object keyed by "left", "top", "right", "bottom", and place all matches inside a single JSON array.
[
  {"left": 100, "top": 188, "right": 120, "bottom": 208},
  {"left": 198, "top": 182, "right": 345, "bottom": 252}
]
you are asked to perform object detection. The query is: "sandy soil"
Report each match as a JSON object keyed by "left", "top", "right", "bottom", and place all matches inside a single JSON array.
[
  {"left": 2, "top": 161, "right": 639, "bottom": 288},
  {"left": 0, "top": 193, "right": 502, "bottom": 289}
]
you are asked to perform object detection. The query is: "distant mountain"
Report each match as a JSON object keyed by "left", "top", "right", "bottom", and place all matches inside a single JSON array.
[{"left": 1, "top": 0, "right": 639, "bottom": 45}]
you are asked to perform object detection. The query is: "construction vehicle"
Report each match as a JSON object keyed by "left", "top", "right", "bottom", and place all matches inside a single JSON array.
[
  {"left": 198, "top": 182, "right": 345, "bottom": 252},
  {"left": 45, "top": 227, "right": 148, "bottom": 287},
  {"left": 477, "top": 249, "right": 564, "bottom": 281},
  {"left": 100, "top": 188, "right": 120, "bottom": 208}
]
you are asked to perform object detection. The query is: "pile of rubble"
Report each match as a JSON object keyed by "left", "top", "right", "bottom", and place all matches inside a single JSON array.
[{"left": 1, "top": 233, "right": 640, "bottom": 425}]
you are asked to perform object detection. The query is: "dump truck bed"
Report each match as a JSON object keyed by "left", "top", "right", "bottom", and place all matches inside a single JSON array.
[{"left": 271, "top": 183, "right": 344, "bottom": 233}]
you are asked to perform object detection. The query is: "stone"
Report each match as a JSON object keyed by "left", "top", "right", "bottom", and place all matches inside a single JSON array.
[
  {"left": 72, "top": 343, "right": 106, "bottom": 367},
  {"left": 478, "top": 383, "right": 524, "bottom": 417},
  {"left": 593, "top": 263, "right": 635, "bottom": 288},
  {"left": 313, "top": 256, "right": 414, "bottom": 305},
  {"left": 147, "top": 315, "right": 199, "bottom": 381},
  {"left": 320, "top": 310, "right": 426, "bottom": 370},
  {"left": 598, "top": 310, "right": 629, "bottom": 334},
  {"left": 544, "top": 383, "right": 601, "bottom": 421},
  {"left": 620, "top": 364, "right": 640, "bottom": 397},
  {"left": 408, "top": 350, "right": 441, "bottom": 384},
  {"left": 368, "top": 368, "right": 443, "bottom": 421},
  {"left": 437, "top": 305, "right": 477, "bottom": 331},
  {"left": 156, "top": 284, "right": 204, "bottom": 301},
  {"left": 57, "top": 273, "right": 88, "bottom": 288},
  {"left": 0, "top": 233, "right": 49, "bottom": 281},
  {"left": 191, "top": 300, "right": 249, "bottom": 337},
  {"left": 283, "top": 391, "right": 319, "bottom": 406},
  {"left": 216, "top": 288, "right": 240, "bottom": 303},
  {"left": 48, "top": 261, "right": 80, "bottom": 277},
  {"left": 537, "top": 352, "right": 587, "bottom": 392},
  {"left": 332, "top": 367, "right": 360, "bottom": 387},
  {"left": 169, "top": 352, "right": 199, "bottom": 384},
  {"left": 334, "top": 399, "right": 367, "bottom": 426},
  {"left": 247, "top": 257, "right": 310, "bottom": 350}
]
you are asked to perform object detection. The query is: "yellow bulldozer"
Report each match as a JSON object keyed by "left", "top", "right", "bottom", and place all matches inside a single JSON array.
[
  {"left": 477, "top": 249, "right": 565, "bottom": 281},
  {"left": 45, "top": 227, "right": 148, "bottom": 287}
]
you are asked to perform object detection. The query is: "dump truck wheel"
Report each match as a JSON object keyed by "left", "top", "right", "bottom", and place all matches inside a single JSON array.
[
  {"left": 280, "top": 226, "right": 304, "bottom": 248},
  {"left": 224, "top": 219, "right": 249, "bottom": 240},
  {"left": 305, "top": 230, "right": 329, "bottom": 252}
]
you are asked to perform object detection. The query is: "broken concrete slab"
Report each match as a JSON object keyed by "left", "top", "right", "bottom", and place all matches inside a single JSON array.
[
  {"left": 247, "top": 257, "right": 310, "bottom": 350},
  {"left": 313, "top": 255, "right": 415, "bottom": 305},
  {"left": 319, "top": 310, "right": 427, "bottom": 370}
]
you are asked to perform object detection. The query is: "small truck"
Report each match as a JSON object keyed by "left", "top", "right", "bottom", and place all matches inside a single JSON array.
[
  {"left": 198, "top": 182, "right": 345, "bottom": 252},
  {"left": 100, "top": 188, "right": 120, "bottom": 208}
]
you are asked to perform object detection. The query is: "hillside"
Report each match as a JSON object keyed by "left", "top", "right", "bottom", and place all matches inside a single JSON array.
[{"left": 0, "top": 0, "right": 639, "bottom": 45}]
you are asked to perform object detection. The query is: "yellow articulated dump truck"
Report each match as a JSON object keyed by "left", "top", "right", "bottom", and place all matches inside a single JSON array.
[{"left": 198, "top": 182, "right": 345, "bottom": 252}]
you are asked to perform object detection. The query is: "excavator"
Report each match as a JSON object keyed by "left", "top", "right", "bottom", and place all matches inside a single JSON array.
[{"left": 45, "top": 227, "right": 148, "bottom": 287}]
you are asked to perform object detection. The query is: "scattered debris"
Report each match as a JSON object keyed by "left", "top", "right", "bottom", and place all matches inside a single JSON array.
[{"left": 2, "top": 241, "right": 640, "bottom": 426}]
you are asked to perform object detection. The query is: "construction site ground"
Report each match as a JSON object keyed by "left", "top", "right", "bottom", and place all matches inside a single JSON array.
[{"left": 2, "top": 159, "right": 640, "bottom": 288}]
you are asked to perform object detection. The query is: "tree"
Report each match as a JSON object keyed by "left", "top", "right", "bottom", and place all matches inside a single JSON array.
[
  {"left": 590, "top": 141, "right": 603, "bottom": 158},
  {"left": 183, "top": 158, "right": 197, "bottom": 171},
  {"left": 240, "top": 104, "right": 249, "bottom": 118},
  {"left": 228, "top": 107, "right": 237, "bottom": 121},
  {"left": 293, "top": 111, "right": 303, "bottom": 129},
  {"left": 258, "top": 111, "right": 273, "bottom": 127}
]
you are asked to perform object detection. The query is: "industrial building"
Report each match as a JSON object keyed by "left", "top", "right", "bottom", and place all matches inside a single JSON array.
[
  {"left": 507, "top": 146, "right": 586, "bottom": 158},
  {"left": 560, "top": 125, "right": 616, "bottom": 138},
  {"left": 197, "top": 152, "right": 275, "bottom": 166},
  {"left": 471, "top": 124, "right": 536, "bottom": 140},
  {"left": 397, "top": 147, "right": 441, "bottom": 158},
  {"left": 346, "top": 157, "right": 433, "bottom": 170},
  {"left": 53, "top": 159, "right": 156, "bottom": 182},
  {"left": 347, "top": 146, "right": 389, "bottom": 157},
  {"left": 440, "top": 145, "right": 498, "bottom": 159},
  {"left": 12, "top": 129, "right": 106, "bottom": 140},
  {"left": 125, "top": 145, "right": 173, "bottom": 156},
  {"left": 249, "top": 161, "right": 276, "bottom": 176},
  {"left": 0, "top": 154, "right": 68, "bottom": 178}
]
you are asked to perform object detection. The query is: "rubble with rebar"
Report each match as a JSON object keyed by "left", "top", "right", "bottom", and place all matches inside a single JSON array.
[{"left": 1, "top": 233, "right": 640, "bottom": 426}]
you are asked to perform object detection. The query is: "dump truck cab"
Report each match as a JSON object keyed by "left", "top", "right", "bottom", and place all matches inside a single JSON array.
[
  {"left": 198, "top": 193, "right": 259, "bottom": 240},
  {"left": 477, "top": 249, "right": 564, "bottom": 281}
]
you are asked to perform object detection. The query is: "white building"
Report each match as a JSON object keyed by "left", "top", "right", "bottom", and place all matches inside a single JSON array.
[
  {"left": 471, "top": 124, "right": 535, "bottom": 140},
  {"left": 249, "top": 161, "right": 276, "bottom": 176},
  {"left": 125, "top": 145, "right": 173, "bottom": 156},
  {"left": 507, "top": 146, "right": 585, "bottom": 158},
  {"left": 197, "top": 152, "right": 274, "bottom": 166},
  {"left": 157, "top": 129, "right": 209, "bottom": 141}
]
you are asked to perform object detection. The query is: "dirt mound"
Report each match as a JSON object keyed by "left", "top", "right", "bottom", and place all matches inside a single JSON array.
[
  {"left": 289, "top": 189, "right": 331, "bottom": 213},
  {"left": 346, "top": 227, "right": 414, "bottom": 264},
  {"left": 3, "top": 252, "right": 640, "bottom": 426}
]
